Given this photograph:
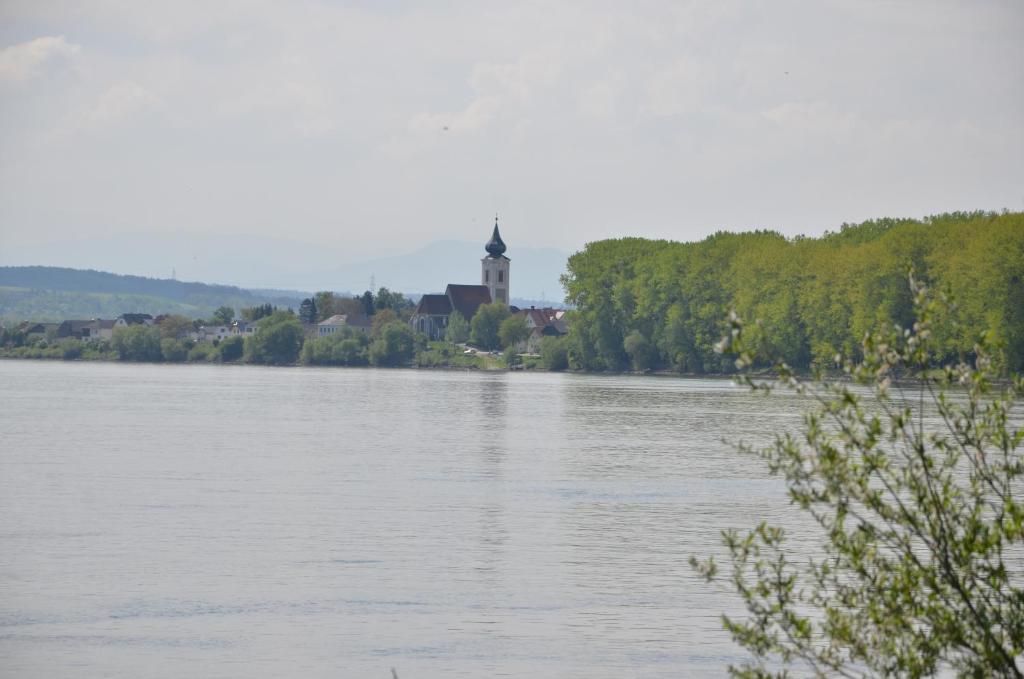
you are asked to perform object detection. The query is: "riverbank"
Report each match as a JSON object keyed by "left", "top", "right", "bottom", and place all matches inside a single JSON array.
[
  {"left": 0, "top": 346, "right": 526, "bottom": 372},
  {"left": 0, "top": 352, "right": 779, "bottom": 384},
  {"left": 7, "top": 334, "right": 973, "bottom": 382}
]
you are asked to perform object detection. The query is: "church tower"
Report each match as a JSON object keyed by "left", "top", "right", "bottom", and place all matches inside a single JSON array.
[{"left": 481, "top": 216, "right": 510, "bottom": 304}]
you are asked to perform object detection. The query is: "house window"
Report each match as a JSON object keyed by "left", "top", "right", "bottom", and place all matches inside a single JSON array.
[
  {"left": 485, "top": 270, "right": 490, "bottom": 282},
  {"left": 498, "top": 270, "right": 504, "bottom": 283}
]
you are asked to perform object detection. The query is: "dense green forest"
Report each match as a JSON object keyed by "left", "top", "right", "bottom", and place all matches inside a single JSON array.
[
  {"left": 0, "top": 267, "right": 305, "bottom": 321},
  {"left": 561, "top": 211, "right": 1024, "bottom": 374}
]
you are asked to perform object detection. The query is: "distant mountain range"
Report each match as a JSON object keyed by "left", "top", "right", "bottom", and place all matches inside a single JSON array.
[
  {"left": 329, "top": 240, "right": 569, "bottom": 303},
  {"left": 0, "top": 234, "right": 571, "bottom": 302},
  {"left": 0, "top": 262, "right": 569, "bottom": 322},
  {"left": 0, "top": 267, "right": 309, "bottom": 321}
]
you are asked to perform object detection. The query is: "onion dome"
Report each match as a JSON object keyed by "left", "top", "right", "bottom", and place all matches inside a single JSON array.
[{"left": 485, "top": 216, "right": 507, "bottom": 258}]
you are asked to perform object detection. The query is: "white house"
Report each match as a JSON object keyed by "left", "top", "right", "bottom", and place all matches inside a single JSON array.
[
  {"left": 231, "top": 320, "right": 259, "bottom": 336},
  {"left": 317, "top": 314, "right": 373, "bottom": 336},
  {"left": 192, "top": 325, "right": 232, "bottom": 342}
]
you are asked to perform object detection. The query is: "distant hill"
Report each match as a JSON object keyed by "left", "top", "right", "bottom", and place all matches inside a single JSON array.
[
  {"left": 0, "top": 266, "right": 569, "bottom": 322},
  {"left": 0, "top": 234, "right": 572, "bottom": 300},
  {"left": 0, "top": 267, "right": 308, "bottom": 321}
]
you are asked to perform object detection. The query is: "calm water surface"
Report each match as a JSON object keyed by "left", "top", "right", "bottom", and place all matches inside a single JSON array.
[{"left": 0, "top": 360, "right": 816, "bottom": 678}]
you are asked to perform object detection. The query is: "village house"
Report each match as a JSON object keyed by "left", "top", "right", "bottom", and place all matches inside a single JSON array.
[
  {"left": 114, "top": 313, "right": 154, "bottom": 328},
  {"left": 231, "top": 319, "right": 259, "bottom": 336},
  {"left": 318, "top": 313, "right": 373, "bottom": 336},
  {"left": 192, "top": 325, "right": 232, "bottom": 343},
  {"left": 511, "top": 306, "right": 568, "bottom": 354},
  {"left": 91, "top": 319, "right": 116, "bottom": 340},
  {"left": 518, "top": 306, "right": 567, "bottom": 331},
  {"left": 18, "top": 321, "right": 58, "bottom": 340},
  {"left": 56, "top": 319, "right": 116, "bottom": 341}
]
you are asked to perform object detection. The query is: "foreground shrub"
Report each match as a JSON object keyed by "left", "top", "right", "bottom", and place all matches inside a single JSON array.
[{"left": 693, "top": 276, "right": 1024, "bottom": 677}]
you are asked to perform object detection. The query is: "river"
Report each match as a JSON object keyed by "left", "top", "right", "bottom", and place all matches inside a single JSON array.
[{"left": 0, "top": 360, "right": 816, "bottom": 678}]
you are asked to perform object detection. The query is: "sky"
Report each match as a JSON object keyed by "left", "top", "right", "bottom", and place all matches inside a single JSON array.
[{"left": 0, "top": 0, "right": 1022, "bottom": 267}]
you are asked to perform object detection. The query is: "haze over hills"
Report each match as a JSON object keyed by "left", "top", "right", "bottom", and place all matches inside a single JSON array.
[
  {"left": 0, "top": 248, "right": 570, "bottom": 321},
  {"left": 0, "top": 267, "right": 309, "bottom": 322},
  {"left": 331, "top": 240, "right": 569, "bottom": 302},
  {"left": 0, "top": 235, "right": 571, "bottom": 302}
]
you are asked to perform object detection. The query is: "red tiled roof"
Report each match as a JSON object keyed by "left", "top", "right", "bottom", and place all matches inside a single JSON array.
[{"left": 445, "top": 284, "right": 492, "bottom": 319}]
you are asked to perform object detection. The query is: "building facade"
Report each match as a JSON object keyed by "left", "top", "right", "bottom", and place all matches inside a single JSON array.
[{"left": 317, "top": 313, "right": 373, "bottom": 336}]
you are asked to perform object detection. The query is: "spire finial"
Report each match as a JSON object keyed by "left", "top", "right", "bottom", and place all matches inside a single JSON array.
[{"left": 485, "top": 215, "right": 507, "bottom": 258}]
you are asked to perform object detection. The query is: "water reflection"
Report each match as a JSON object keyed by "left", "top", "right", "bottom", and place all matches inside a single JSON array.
[
  {"left": 475, "top": 373, "right": 508, "bottom": 478},
  {"left": 1, "top": 362, "right": 811, "bottom": 678}
]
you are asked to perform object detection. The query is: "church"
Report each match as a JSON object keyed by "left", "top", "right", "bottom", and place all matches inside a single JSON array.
[{"left": 409, "top": 218, "right": 510, "bottom": 340}]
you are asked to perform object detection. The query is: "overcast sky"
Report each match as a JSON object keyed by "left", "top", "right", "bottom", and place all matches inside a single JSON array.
[{"left": 1, "top": 1, "right": 1021, "bottom": 261}]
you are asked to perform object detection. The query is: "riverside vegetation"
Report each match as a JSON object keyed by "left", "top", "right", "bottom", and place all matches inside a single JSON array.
[
  {"left": 2, "top": 211, "right": 1021, "bottom": 375},
  {"left": 562, "top": 211, "right": 1023, "bottom": 375},
  {"left": 0, "top": 289, "right": 548, "bottom": 371},
  {"left": 694, "top": 277, "right": 1023, "bottom": 677}
]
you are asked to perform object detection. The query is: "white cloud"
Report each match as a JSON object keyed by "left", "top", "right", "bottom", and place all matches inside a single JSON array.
[
  {"left": 470, "top": 47, "right": 566, "bottom": 104},
  {"left": 409, "top": 96, "right": 501, "bottom": 136},
  {"left": 576, "top": 78, "right": 620, "bottom": 120},
  {"left": 86, "top": 80, "right": 159, "bottom": 125},
  {"left": 760, "top": 100, "right": 857, "bottom": 135},
  {"left": 0, "top": 35, "right": 80, "bottom": 82},
  {"left": 643, "top": 57, "right": 704, "bottom": 117}
]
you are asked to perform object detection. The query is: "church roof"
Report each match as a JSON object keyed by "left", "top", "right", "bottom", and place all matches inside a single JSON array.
[
  {"left": 485, "top": 217, "right": 507, "bottom": 258},
  {"left": 413, "top": 294, "right": 452, "bottom": 316},
  {"left": 445, "top": 284, "right": 492, "bottom": 319}
]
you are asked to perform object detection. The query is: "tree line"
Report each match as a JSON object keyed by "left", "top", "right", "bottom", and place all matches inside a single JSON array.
[
  {"left": 561, "top": 211, "right": 1024, "bottom": 374},
  {"left": 0, "top": 287, "right": 557, "bottom": 369},
  {"left": 300, "top": 287, "right": 414, "bottom": 325}
]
